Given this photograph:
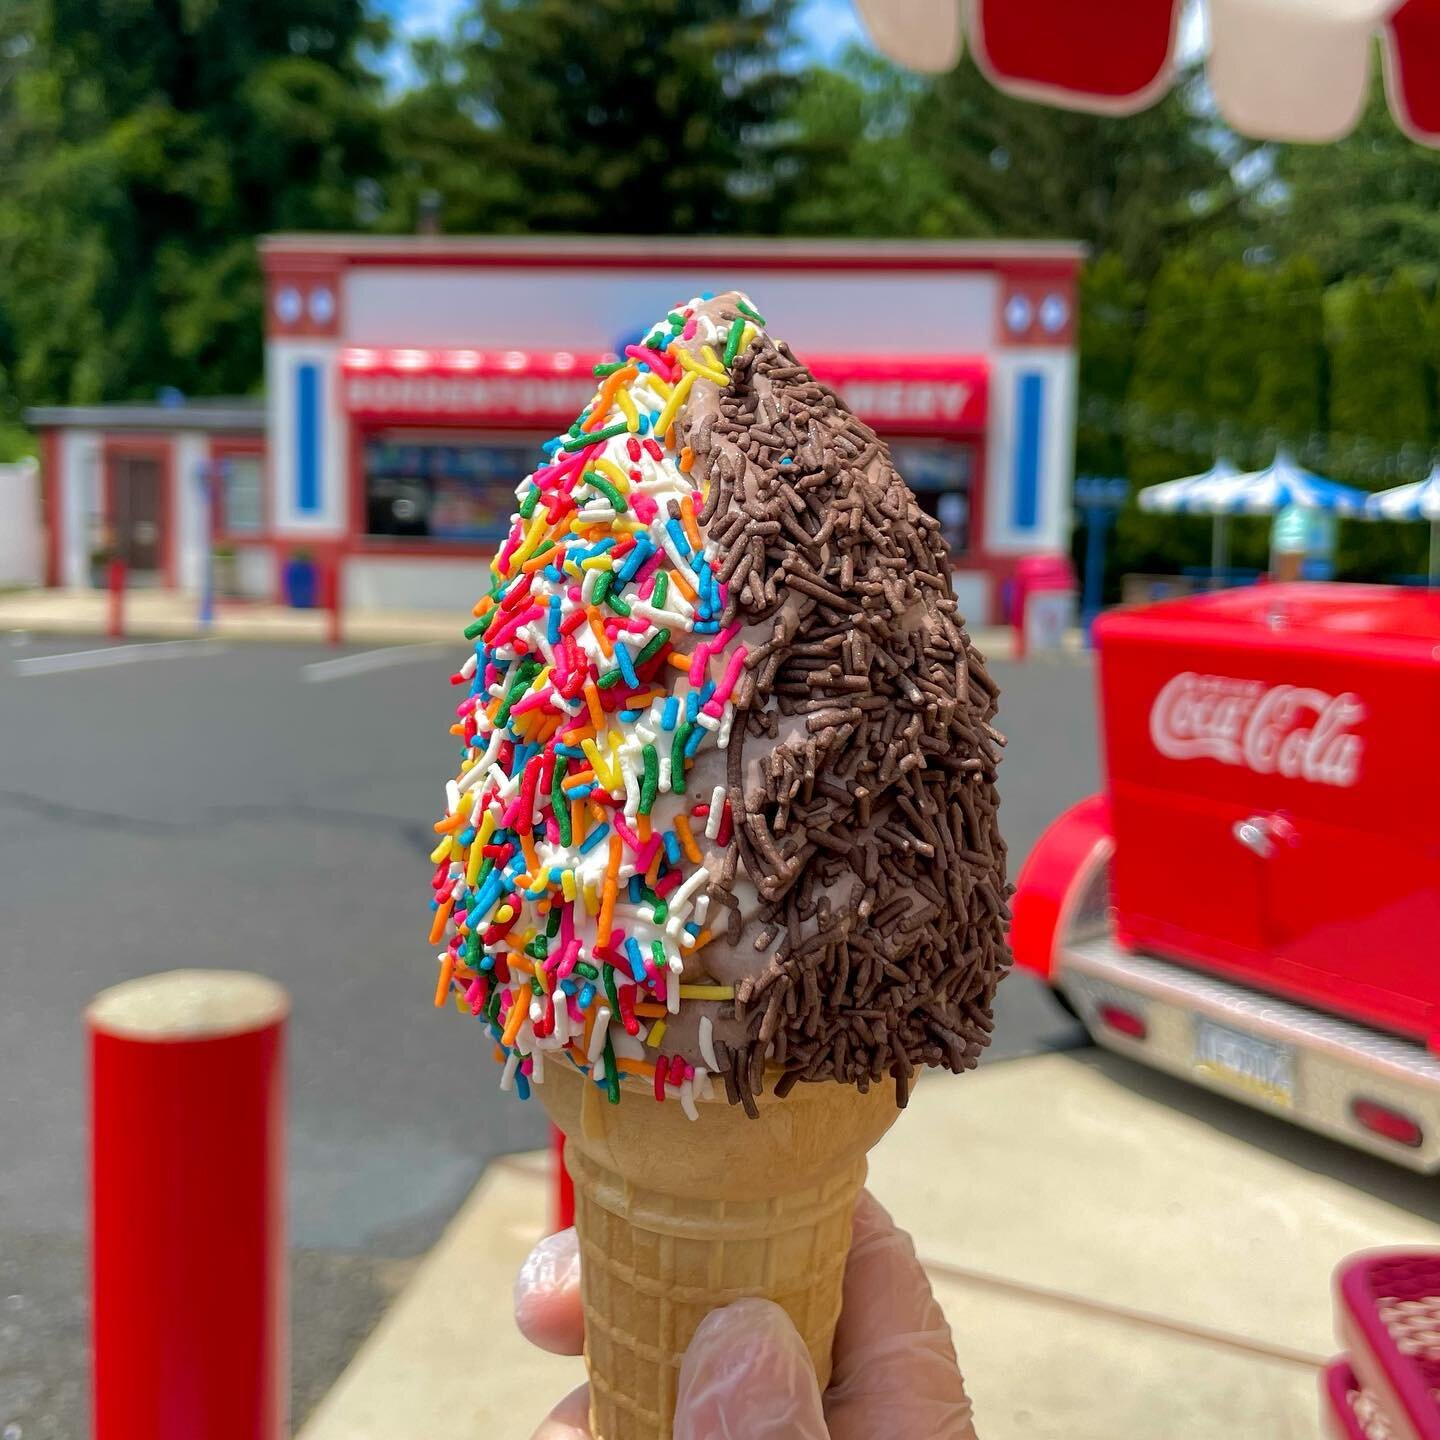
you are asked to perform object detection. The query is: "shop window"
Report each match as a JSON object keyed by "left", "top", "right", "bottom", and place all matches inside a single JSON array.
[
  {"left": 219, "top": 454, "right": 264, "bottom": 534},
  {"left": 890, "top": 441, "right": 975, "bottom": 556},
  {"left": 364, "top": 433, "right": 539, "bottom": 542}
]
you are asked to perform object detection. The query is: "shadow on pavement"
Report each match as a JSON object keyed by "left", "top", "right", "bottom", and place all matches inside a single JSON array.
[{"left": 986, "top": 970, "right": 1090, "bottom": 1064}]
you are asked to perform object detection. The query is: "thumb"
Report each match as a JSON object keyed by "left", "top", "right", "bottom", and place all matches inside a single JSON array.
[
  {"left": 674, "top": 1297, "right": 830, "bottom": 1440},
  {"left": 825, "top": 1192, "right": 975, "bottom": 1440}
]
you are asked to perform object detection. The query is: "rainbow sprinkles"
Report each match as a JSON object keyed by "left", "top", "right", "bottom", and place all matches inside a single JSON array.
[{"left": 426, "top": 294, "right": 766, "bottom": 1117}]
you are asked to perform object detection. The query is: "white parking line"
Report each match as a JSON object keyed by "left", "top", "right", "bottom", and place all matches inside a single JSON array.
[
  {"left": 14, "top": 640, "right": 227, "bottom": 676},
  {"left": 301, "top": 643, "right": 447, "bottom": 683}
]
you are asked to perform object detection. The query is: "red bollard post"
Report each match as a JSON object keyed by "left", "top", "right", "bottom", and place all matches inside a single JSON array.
[
  {"left": 89, "top": 971, "right": 289, "bottom": 1440},
  {"left": 552, "top": 1124, "right": 575, "bottom": 1232},
  {"left": 106, "top": 556, "right": 126, "bottom": 640},
  {"left": 324, "top": 552, "right": 343, "bottom": 647}
]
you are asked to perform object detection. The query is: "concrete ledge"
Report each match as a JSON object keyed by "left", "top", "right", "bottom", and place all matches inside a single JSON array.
[
  {"left": 298, "top": 1052, "right": 1440, "bottom": 1439},
  {"left": 297, "top": 1152, "right": 580, "bottom": 1440}
]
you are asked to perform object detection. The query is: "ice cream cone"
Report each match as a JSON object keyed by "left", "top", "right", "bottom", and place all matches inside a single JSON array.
[
  {"left": 539, "top": 1055, "right": 905, "bottom": 1440},
  {"left": 421, "top": 290, "right": 1008, "bottom": 1435}
]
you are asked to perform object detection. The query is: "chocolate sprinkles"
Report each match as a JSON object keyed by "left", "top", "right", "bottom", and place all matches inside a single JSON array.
[{"left": 680, "top": 311, "right": 1012, "bottom": 1114}]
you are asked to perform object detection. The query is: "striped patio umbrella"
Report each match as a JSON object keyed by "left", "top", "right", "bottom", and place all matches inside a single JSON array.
[
  {"left": 1136, "top": 457, "right": 1248, "bottom": 579},
  {"left": 1137, "top": 457, "right": 1246, "bottom": 580},
  {"left": 1139, "top": 453, "right": 1369, "bottom": 579},
  {"left": 1135, "top": 457, "right": 1241, "bottom": 515},
  {"left": 1191, "top": 452, "right": 1372, "bottom": 517},
  {"left": 853, "top": 0, "right": 1440, "bottom": 146},
  {"left": 1368, "top": 462, "right": 1440, "bottom": 582}
]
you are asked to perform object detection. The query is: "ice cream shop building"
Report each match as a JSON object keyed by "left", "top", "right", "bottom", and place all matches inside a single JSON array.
[{"left": 31, "top": 234, "right": 1082, "bottom": 626}]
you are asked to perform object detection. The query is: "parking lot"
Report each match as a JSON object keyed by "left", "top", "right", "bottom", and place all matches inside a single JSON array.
[
  {"left": 12, "top": 628, "right": 1440, "bottom": 1438},
  {"left": 0, "top": 632, "right": 1094, "bottom": 1434}
]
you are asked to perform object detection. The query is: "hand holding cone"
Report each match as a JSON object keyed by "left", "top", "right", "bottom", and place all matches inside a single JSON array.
[{"left": 519, "top": 1189, "right": 978, "bottom": 1440}]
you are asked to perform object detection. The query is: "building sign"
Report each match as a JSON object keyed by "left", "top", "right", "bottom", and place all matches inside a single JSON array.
[
  {"left": 340, "top": 349, "right": 988, "bottom": 434},
  {"left": 807, "top": 357, "right": 988, "bottom": 432},
  {"left": 343, "top": 350, "right": 607, "bottom": 424},
  {"left": 345, "top": 372, "right": 601, "bottom": 423}
]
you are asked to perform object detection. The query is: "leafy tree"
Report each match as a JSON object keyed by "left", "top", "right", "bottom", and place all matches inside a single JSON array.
[
  {"left": 0, "top": 0, "right": 388, "bottom": 405},
  {"left": 774, "top": 50, "right": 981, "bottom": 238},
  {"left": 1327, "top": 275, "right": 1431, "bottom": 476},
  {"left": 1326, "top": 274, "right": 1432, "bottom": 577},
  {"left": 378, "top": 36, "right": 524, "bottom": 235},
  {"left": 1124, "top": 258, "right": 1212, "bottom": 482},
  {"left": 1072, "top": 255, "right": 1141, "bottom": 600},
  {"left": 1113, "top": 257, "right": 1216, "bottom": 575},
  {"left": 1074, "top": 254, "right": 1139, "bottom": 480},
  {"left": 1251, "top": 256, "right": 1325, "bottom": 459},
  {"left": 453, "top": 0, "right": 797, "bottom": 234},
  {"left": 1200, "top": 260, "right": 1265, "bottom": 463},
  {"left": 916, "top": 59, "right": 1255, "bottom": 277},
  {"left": 1267, "top": 76, "right": 1440, "bottom": 283}
]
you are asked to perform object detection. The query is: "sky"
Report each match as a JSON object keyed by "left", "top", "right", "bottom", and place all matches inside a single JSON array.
[
  {"left": 372, "top": 0, "right": 873, "bottom": 84},
  {"left": 371, "top": 0, "right": 1205, "bottom": 91}
]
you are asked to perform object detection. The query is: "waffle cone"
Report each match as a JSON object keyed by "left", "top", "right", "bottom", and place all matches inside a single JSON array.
[{"left": 538, "top": 1057, "right": 903, "bottom": 1440}]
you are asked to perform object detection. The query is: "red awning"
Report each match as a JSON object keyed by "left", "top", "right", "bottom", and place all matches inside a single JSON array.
[
  {"left": 340, "top": 348, "right": 988, "bottom": 435},
  {"left": 854, "top": 0, "right": 1440, "bottom": 147},
  {"left": 342, "top": 348, "right": 608, "bottom": 427}
]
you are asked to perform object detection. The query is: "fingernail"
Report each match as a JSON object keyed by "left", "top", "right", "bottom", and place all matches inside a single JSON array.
[
  {"left": 514, "top": 1228, "right": 580, "bottom": 1316},
  {"left": 675, "top": 1298, "right": 827, "bottom": 1440}
]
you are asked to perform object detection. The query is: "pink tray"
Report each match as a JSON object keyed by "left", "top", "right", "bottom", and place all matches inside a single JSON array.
[{"left": 1336, "top": 1252, "right": 1440, "bottom": 1440}]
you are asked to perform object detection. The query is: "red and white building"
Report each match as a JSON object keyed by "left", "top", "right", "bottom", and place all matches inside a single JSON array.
[{"left": 32, "top": 234, "right": 1082, "bottom": 626}]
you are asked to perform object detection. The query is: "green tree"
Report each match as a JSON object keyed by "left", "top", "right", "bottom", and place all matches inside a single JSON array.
[
  {"left": 1251, "top": 256, "right": 1325, "bottom": 459},
  {"left": 1326, "top": 274, "right": 1432, "bottom": 577},
  {"left": 775, "top": 50, "right": 980, "bottom": 238},
  {"left": 1075, "top": 254, "right": 1140, "bottom": 479},
  {"left": 1327, "top": 275, "right": 1431, "bottom": 474},
  {"left": 916, "top": 59, "right": 1255, "bottom": 277},
  {"left": 1124, "top": 258, "right": 1212, "bottom": 484},
  {"left": 454, "top": 0, "right": 797, "bottom": 234},
  {"left": 378, "top": 36, "right": 524, "bottom": 235},
  {"left": 1267, "top": 77, "right": 1440, "bottom": 283},
  {"left": 0, "top": 0, "right": 388, "bottom": 405},
  {"left": 1113, "top": 257, "right": 1217, "bottom": 575},
  {"left": 1073, "top": 255, "right": 1142, "bottom": 599},
  {"left": 1200, "top": 261, "right": 1265, "bottom": 463}
]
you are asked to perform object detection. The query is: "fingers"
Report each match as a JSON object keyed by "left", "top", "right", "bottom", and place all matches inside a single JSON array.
[
  {"left": 674, "top": 1297, "right": 830, "bottom": 1440},
  {"left": 517, "top": 1235, "right": 588, "bottom": 1434},
  {"left": 824, "top": 1191, "right": 977, "bottom": 1440},
  {"left": 515, "top": 1227, "right": 585, "bottom": 1356},
  {"left": 530, "top": 1382, "right": 592, "bottom": 1439}
]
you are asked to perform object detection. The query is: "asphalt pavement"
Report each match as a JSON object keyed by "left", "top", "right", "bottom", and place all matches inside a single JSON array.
[{"left": 0, "top": 632, "right": 1091, "bottom": 1437}]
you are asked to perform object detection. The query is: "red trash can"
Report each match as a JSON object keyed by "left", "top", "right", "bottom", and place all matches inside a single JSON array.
[{"left": 1011, "top": 554, "right": 1077, "bottom": 658}]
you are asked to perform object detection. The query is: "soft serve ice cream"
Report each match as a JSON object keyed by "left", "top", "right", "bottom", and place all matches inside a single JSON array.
[{"left": 424, "top": 292, "right": 1009, "bottom": 1118}]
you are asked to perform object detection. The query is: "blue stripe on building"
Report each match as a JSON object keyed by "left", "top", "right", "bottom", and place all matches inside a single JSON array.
[
  {"left": 296, "top": 362, "right": 321, "bottom": 516},
  {"left": 1011, "top": 371, "right": 1045, "bottom": 532}
]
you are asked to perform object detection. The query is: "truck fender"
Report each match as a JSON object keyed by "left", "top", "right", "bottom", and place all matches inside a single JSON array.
[{"left": 1010, "top": 795, "right": 1113, "bottom": 984}]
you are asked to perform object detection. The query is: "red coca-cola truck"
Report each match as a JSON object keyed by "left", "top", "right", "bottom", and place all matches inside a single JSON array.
[{"left": 1013, "top": 583, "right": 1440, "bottom": 1169}]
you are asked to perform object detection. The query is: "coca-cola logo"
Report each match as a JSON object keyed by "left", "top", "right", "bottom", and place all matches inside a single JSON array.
[{"left": 1149, "top": 672, "right": 1365, "bottom": 787}]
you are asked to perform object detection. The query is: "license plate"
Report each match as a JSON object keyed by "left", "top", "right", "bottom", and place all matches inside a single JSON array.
[{"left": 1193, "top": 1018, "right": 1295, "bottom": 1109}]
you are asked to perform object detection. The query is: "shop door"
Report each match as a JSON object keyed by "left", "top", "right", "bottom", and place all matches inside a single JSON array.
[{"left": 112, "top": 452, "right": 163, "bottom": 576}]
